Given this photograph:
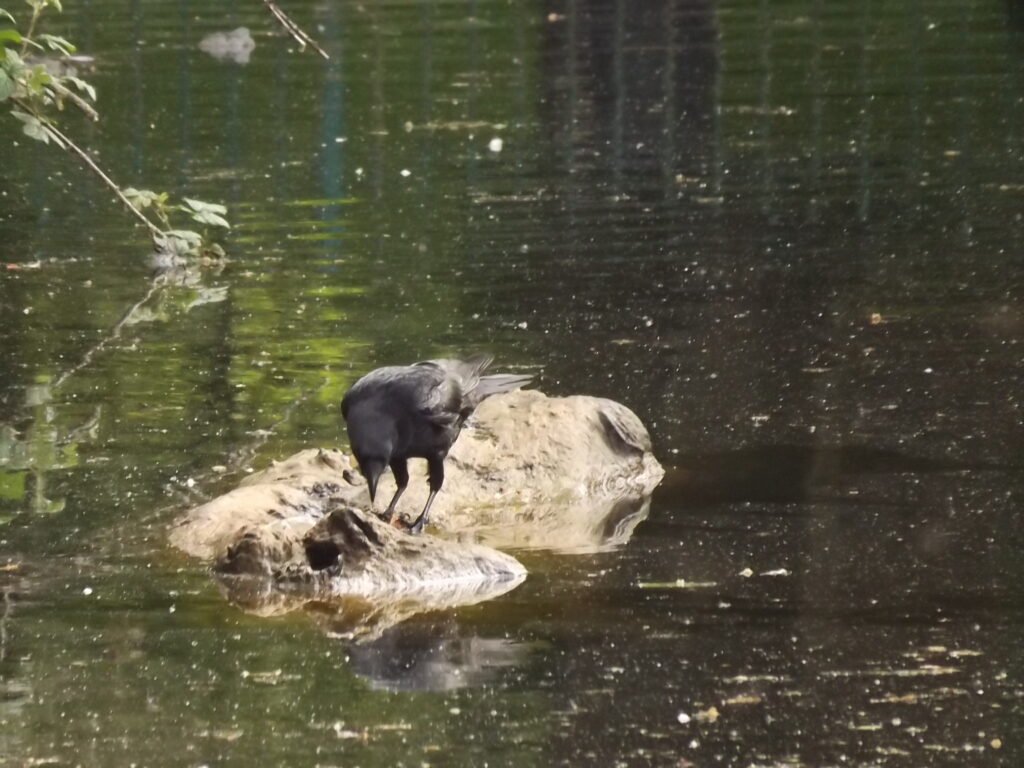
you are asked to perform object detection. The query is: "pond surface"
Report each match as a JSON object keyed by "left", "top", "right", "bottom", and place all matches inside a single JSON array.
[{"left": 2, "top": 0, "right": 1024, "bottom": 764}]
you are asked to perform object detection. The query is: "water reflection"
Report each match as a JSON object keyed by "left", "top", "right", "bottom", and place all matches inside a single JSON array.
[
  {"left": 215, "top": 567, "right": 525, "bottom": 643},
  {"left": 216, "top": 571, "right": 529, "bottom": 691},
  {"left": 0, "top": 383, "right": 99, "bottom": 523},
  {"left": 465, "top": 495, "right": 653, "bottom": 553},
  {"left": 342, "top": 616, "right": 528, "bottom": 692}
]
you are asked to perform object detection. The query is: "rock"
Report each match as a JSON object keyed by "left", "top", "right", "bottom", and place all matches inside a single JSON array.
[
  {"left": 169, "top": 390, "right": 663, "bottom": 631},
  {"left": 214, "top": 507, "right": 527, "bottom": 641}
]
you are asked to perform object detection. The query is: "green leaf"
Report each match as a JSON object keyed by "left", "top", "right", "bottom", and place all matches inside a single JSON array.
[
  {"left": 63, "top": 74, "right": 95, "bottom": 101},
  {"left": 24, "top": 64, "right": 51, "bottom": 93},
  {"left": 161, "top": 230, "right": 203, "bottom": 256},
  {"left": 182, "top": 197, "right": 228, "bottom": 215},
  {"left": 122, "top": 187, "right": 163, "bottom": 209},
  {"left": 4, "top": 47, "right": 23, "bottom": 69},
  {"left": 0, "top": 28, "right": 20, "bottom": 45},
  {"left": 0, "top": 9, "right": 16, "bottom": 24},
  {"left": 36, "top": 33, "right": 74, "bottom": 55},
  {"left": 12, "top": 110, "right": 50, "bottom": 144},
  {"left": 0, "top": 68, "right": 12, "bottom": 101},
  {"left": 164, "top": 229, "right": 203, "bottom": 246},
  {"left": 25, "top": 0, "right": 60, "bottom": 12},
  {"left": 189, "top": 209, "right": 230, "bottom": 229}
]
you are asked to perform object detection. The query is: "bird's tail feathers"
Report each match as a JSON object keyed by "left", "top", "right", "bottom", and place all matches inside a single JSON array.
[
  {"left": 474, "top": 373, "right": 533, "bottom": 402},
  {"left": 426, "top": 353, "right": 494, "bottom": 384}
]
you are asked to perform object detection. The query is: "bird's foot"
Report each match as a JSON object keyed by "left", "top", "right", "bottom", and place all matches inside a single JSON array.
[
  {"left": 374, "top": 509, "right": 394, "bottom": 525},
  {"left": 403, "top": 514, "right": 428, "bottom": 535}
]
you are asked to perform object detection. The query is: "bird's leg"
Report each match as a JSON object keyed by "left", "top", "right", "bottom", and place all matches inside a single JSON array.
[
  {"left": 406, "top": 455, "right": 444, "bottom": 535},
  {"left": 381, "top": 459, "right": 408, "bottom": 523}
]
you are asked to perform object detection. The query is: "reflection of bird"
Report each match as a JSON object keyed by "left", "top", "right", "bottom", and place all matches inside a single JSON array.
[{"left": 341, "top": 354, "right": 531, "bottom": 534}]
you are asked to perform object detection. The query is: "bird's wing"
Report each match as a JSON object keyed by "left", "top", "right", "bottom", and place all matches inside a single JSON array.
[
  {"left": 420, "top": 354, "right": 493, "bottom": 406},
  {"left": 406, "top": 364, "right": 462, "bottom": 428},
  {"left": 344, "top": 356, "right": 497, "bottom": 431}
]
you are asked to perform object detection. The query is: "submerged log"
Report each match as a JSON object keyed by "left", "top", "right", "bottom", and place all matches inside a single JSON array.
[{"left": 169, "top": 389, "right": 663, "bottom": 633}]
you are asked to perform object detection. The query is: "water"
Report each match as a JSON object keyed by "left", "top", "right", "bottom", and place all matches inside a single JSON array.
[{"left": 2, "top": 0, "right": 1023, "bottom": 764}]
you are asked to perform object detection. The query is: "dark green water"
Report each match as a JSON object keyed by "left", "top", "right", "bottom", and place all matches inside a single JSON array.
[{"left": 2, "top": 0, "right": 1023, "bottom": 764}]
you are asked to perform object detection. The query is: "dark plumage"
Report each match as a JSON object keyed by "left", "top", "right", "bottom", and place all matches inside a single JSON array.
[{"left": 341, "top": 354, "right": 531, "bottom": 534}]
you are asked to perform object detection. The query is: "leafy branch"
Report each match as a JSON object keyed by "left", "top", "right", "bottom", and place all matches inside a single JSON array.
[{"left": 1, "top": 1, "right": 229, "bottom": 256}]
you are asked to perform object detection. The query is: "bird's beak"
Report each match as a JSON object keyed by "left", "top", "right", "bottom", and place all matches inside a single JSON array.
[{"left": 365, "top": 469, "right": 379, "bottom": 504}]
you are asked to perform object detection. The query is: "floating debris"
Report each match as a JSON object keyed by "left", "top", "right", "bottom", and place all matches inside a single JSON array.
[
  {"left": 695, "top": 706, "right": 719, "bottom": 723},
  {"left": 822, "top": 665, "right": 959, "bottom": 678},
  {"left": 638, "top": 579, "right": 717, "bottom": 589},
  {"left": 723, "top": 694, "right": 762, "bottom": 706}
]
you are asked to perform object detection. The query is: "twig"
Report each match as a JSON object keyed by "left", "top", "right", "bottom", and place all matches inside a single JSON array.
[
  {"left": 263, "top": 0, "right": 329, "bottom": 59},
  {"left": 20, "top": 5, "right": 42, "bottom": 56},
  {"left": 45, "top": 80, "right": 100, "bottom": 122}
]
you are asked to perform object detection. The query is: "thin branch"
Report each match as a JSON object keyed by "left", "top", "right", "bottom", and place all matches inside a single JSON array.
[
  {"left": 45, "top": 80, "right": 100, "bottom": 122},
  {"left": 12, "top": 98, "right": 165, "bottom": 242},
  {"left": 263, "top": 0, "right": 329, "bottom": 60},
  {"left": 20, "top": 6, "right": 42, "bottom": 56}
]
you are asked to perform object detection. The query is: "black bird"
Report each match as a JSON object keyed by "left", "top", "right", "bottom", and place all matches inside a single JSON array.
[{"left": 341, "top": 354, "right": 531, "bottom": 534}]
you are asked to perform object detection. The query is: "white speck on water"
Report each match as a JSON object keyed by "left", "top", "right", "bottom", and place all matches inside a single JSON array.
[
  {"left": 677, "top": 712, "right": 691, "bottom": 724},
  {"left": 739, "top": 567, "right": 754, "bottom": 578},
  {"left": 488, "top": 137, "right": 503, "bottom": 152},
  {"left": 169, "top": 604, "right": 176, "bottom": 613},
  {"left": 400, "top": 168, "right": 411, "bottom": 177},
  {"left": 355, "top": 167, "right": 364, "bottom": 176},
  {"left": 82, "top": 587, "right": 93, "bottom": 596},
  {"left": 185, "top": 477, "right": 196, "bottom": 488},
  {"left": 517, "top": 321, "right": 528, "bottom": 330}
]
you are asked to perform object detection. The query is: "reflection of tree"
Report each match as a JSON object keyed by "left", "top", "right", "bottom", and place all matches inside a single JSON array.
[{"left": 0, "top": 382, "right": 100, "bottom": 523}]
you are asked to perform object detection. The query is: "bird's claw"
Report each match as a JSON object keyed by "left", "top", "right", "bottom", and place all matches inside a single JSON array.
[{"left": 403, "top": 515, "right": 427, "bottom": 535}]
